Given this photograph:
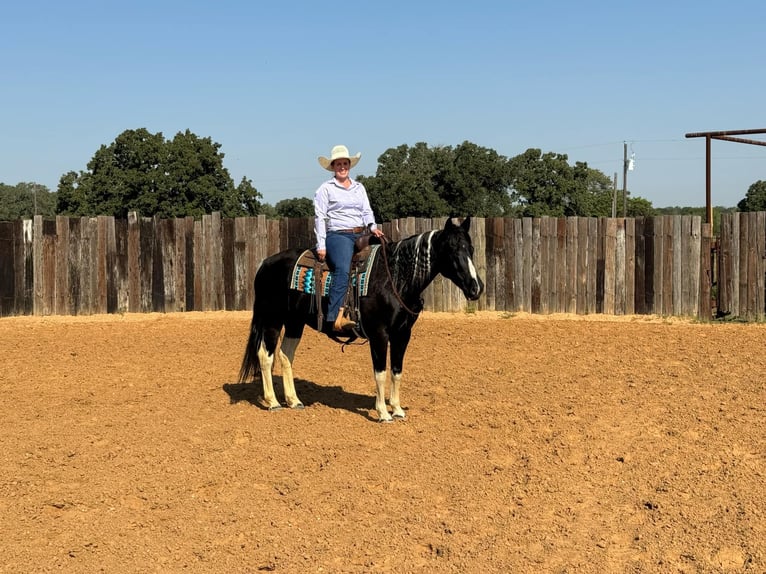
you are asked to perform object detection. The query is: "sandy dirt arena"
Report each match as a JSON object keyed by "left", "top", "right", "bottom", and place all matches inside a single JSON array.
[{"left": 1, "top": 310, "right": 765, "bottom": 573}]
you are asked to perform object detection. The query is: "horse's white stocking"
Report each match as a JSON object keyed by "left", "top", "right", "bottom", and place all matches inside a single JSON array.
[
  {"left": 374, "top": 370, "right": 391, "bottom": 422},
  {"left": 389, "top": 372, "right": 405, "bottom": 419},
  {"left": 257, "top": 343, "right": 280, "bottom": 410},
  {"left": 279, "top": 336, "right": 303, "bottom": 409}
]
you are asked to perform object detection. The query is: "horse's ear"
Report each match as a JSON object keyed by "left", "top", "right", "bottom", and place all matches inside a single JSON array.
[{"left": 461, "top": 217, "right": 472, "bottom": 231}]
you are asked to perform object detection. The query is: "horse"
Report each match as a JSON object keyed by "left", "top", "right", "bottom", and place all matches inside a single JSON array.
[{"left": 237, "top": 216, "right": 484, "bottom": 422}]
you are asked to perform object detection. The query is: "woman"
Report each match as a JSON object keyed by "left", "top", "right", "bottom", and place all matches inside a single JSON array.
[{"left": 314, "top": 144, "right": 384, "bottom": 333}]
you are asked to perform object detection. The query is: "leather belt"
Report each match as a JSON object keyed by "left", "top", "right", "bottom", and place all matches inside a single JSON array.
[{"left": 335, "top": 226, "right": 365, "bottom": 233}]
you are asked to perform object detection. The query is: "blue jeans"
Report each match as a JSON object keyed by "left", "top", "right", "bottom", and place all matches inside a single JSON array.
[{"left": 325, "top": 231, "right": 359, "bottom": 321}]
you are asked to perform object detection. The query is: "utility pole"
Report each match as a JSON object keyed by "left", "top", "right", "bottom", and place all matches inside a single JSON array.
[
  {"left": 612, "top": 172, "right": 618, "bottom": 218},
  {"left": 622, "top": 142, "right": 628, "bottom": 217}
]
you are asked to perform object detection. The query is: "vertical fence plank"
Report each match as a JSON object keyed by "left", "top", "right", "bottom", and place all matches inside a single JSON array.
[
  {"left": 585, "top": 218, "right": 598, "bottom": 314},
  {"left": 699, "top": 222, "right": 713, "bottom": 319},
  {"left": 651, "top": 217, "right": 664, "bottom": 315},
  {"left": 624, "top": 218, "right": 635, "bottom": 315},
  {"left": 172, "top": 218, "right": 186, "bottom": 312},
  {"left": 731, "top": 213, "right": 740, "bottom": 317},
  {"left": 211, "top": 212, "right": 224, "bottom": 311},
  {"left": 0, "top": 223, "right": 14, "bottom": 316},
  {"left": 716, "top": 213, "right": 734, "bottom": 316},
  {"left": 539, "top": 217, "right": 550, "bottom": 314},
  {"left": 531, "top": 218, "right": 542, "bottom": 314},
  {"left": 576, "top": 217, "right": 589, "bottom": 314},
  {"left": 679, "top": 216, "right": 692, "bottom": 317},
  {"left": 484, "top": 217, "right": 498, "bottom": 312},
  {"left": 746, "top": 212, "right": 758, "bottom": 321},
  {"left": 233, "top": 217, "right": 248, "bottom": 312},
  {"left": 565, "top": 217, "right": 578, "bottom": 313},
  {"left": 222, "top": 218, "right": 235, "bottom": 311},
  {"left": 182, "top": 217, "right": 195, "bottom": 311},
  {"left": 614, "top": 219, "right": 626, "bottom": 315},
  {"left": 522, "top": 217, "right": 533, "bottom": 313},
  {"left": 687, "top": 216, "right": 702, "bottom": 317},
  {"left": 505, "top": 218, "right": 518, "bottom": 312},
  {"left": 738, "top": 213, "right": 750, "bottom": 320},
  {"left": 127, "top": 212, "right": 141, "bottom": 313},
  {"left": 544, "top": 218, "right": 556, "bottom": 313},
  {"left": 512, "top": 218, "right": 524, "bottom": 312},
  {"left": 84, "top": 217, "right": 98, "bottom": 315},
  {"left": 633, "top": 217, "right": 646, "bottom": 315},
  {"left": 668, "top": 215, "right": 680, "bottom": 317},
  {"left": 22, "top": 220, "right": 34, "bottom": 315},
  {"left": 96, "top": 216, "right": 109, "bottom": 314},
  {"left": 472, "top": 217, "right": 486, "bottom": 311},
  {"left": 596, "top": 218, "right": 605, "bottom": 314},
  {"left": 603, "top": 218, "right": 616, "bottom": 315},
  {"left": 756, "top": 212, "right": 766, "bottom": 321},
  {"left": 112, "top": 219, "right": 129, "bottom": 313},
  {"left": 556, "top": 218, "right": 567, "bottom": 314},
  {"left": 56, "top": 216, "right": 70, "bottom": 315}
]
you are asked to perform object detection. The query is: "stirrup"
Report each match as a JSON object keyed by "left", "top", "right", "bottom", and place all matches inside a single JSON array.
[{"left": 333, "top": 316, "right": 356, "bottom": 332}]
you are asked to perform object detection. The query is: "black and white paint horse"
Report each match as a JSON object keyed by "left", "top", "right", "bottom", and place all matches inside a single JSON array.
[{"left": 238, "top": 217, "right": 484, "bottom": 422}]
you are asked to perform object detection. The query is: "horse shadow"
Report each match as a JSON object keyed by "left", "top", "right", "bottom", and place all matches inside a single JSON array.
[{"left": 222, "top": 376, "right": 378, "bottom": 421}]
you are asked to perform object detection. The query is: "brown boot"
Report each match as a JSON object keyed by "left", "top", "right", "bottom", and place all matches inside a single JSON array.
[{"left": 333, "top": 307, "right": 356, "bottom": 332}]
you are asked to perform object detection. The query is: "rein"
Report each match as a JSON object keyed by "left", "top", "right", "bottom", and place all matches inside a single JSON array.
[{"left": 378, "top": 236, "right": 420, "bottom": 317}]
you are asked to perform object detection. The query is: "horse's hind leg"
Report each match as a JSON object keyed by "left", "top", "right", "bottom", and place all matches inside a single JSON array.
[
  {"left": 257, "top": 342, "right": 280, "bottom": 410},
  {"left": 257, "top": 325, "right": 284, "bottom": 411},
  {"left": 278, "top": 332, "right": 304, "bottom": 409}
]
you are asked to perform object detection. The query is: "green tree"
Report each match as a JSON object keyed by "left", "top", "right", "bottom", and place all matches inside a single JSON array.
[
  {"left": 433, "top": 141, "right": 513, "bottom": 217},
  {"left": 360, "top": 143, "right": 447, "bottom": 221},
  {"left": 233, "top": 177, "right": 263, "bottom": 216},
  {"left": 737, "top": 180, "right": 766, "bottom": 212},
  {"left": 56, "top": 128, "right": 262, "bottom": 218},
  {"left": 0, "top": 182, "right": 57, "bottom": 220},
  {"left": 359, "top": 141, "right": 512, "bottom": 220},
  {"left": 627, "top": 197, "right": 655, "bottom": 217},
  {"left": 507, "top": 148, "right": 650, "bottom": 218},
  {"left": 275, "top": 197, "right": 314, "bottom": 218},
  {"left": 259, "top": 203, "right": 279, "bottom": 219}
]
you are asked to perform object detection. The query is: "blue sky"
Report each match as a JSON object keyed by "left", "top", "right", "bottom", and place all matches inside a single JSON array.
[{"left": 2, "top": 0, "right": 764, "bottom": 209}]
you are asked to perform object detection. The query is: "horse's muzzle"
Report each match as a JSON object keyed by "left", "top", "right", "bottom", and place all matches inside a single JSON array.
[{"left": 464, "top": 277, "right": 484, "bottom": 301}]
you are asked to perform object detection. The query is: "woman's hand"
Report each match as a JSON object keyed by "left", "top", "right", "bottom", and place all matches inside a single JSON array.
[
  {"left": 371, "top": 228, "right": 384, "bottom": 239},
  {"left": 317, "top": 249, "right": 326, "bottom": 262}
]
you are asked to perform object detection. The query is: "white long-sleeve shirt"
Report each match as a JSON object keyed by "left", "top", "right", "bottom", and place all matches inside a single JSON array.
[{"left": 313, "top": 177, "right": 377, "bottom": 250}]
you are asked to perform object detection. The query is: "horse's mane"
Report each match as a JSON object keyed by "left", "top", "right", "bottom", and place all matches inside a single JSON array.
[{"left": 389, "top": 229, "right": 441, "bottom": 289}]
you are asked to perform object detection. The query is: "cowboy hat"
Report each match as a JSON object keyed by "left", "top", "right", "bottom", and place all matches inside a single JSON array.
[{"left": 318, "top": 145, "right": 361, "bottom": 171}]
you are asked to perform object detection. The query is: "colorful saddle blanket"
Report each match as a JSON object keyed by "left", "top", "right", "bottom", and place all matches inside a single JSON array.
[{"left": 290, "top": 245, "right": 380, "bottom": 297}]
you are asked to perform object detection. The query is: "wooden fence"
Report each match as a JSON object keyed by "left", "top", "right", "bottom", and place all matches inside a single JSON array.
[
  {"left": 1, "top": 211, "right": 763, "bottom": 320},
  {"left": 717, "top": 211, "right": 766, "bottom": 321}
]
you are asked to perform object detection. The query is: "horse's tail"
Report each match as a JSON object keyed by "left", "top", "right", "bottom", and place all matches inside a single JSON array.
[{"left": 238, "top": 301, "right": 263, "bottom": 383}]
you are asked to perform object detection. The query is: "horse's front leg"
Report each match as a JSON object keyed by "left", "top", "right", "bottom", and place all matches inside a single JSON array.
[
  {"left": 388, "top": 328, "right": 413, "bottom": 420},
  {"left": 369, "top": 334, "right": 392, "bottom": 422}
]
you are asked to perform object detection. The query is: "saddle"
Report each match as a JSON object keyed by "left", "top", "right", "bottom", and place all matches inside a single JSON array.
[{"left": 290, "top": 236, "right": 381, "bottom": 335}]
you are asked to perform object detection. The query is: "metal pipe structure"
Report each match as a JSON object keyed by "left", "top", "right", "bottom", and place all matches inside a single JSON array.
[{"left": 685, "top": 128, "right": 766, "bottom": 224}]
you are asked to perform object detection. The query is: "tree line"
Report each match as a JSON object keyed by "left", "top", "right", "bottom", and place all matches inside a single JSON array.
[{"left": 2, "top": 128, "right": 763, "bottom": 223}]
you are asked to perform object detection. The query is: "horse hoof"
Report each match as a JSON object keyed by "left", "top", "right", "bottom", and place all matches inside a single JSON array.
[
  {"left": 392, "top": 413, "right": 406, "bottom": 421},
  {"left": 378, "top": 417, "right": 394, "bottom": 424},
  {"left": 290, "top": 402, "right": 305, "bottom": 410},
  {"left": 268, "top": 405, "right": 283, "bottom": 412}
]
